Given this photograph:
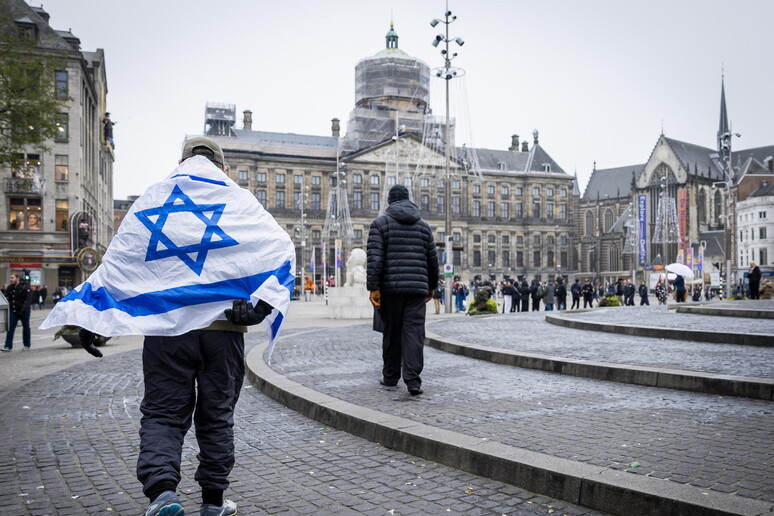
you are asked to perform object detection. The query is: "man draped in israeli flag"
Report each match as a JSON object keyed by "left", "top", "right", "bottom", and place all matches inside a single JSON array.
[
  {"left": 42, "top": 146, "right": 295, "bottom": 356},
  {"left": 41, "top": 137, "right": 295, "bottom": 516}
]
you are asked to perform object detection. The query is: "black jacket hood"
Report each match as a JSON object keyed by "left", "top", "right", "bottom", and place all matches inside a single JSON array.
[{"left": 385, "top": 199, "right": 421, "bottom": 224}]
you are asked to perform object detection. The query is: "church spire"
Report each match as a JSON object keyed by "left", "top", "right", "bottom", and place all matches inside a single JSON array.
[{"left": 717, "top": 73, "right": 730, "bottom": 160}]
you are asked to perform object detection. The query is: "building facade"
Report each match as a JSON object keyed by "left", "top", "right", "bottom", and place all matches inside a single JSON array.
[
  {"left": 736, "top": 182, "right": 774, "bottom": 278},
  {"left": 191, "top": 26, "right": 579, "bottom": 285},
  {"left": 1, "top": 1, "right": 114, "bottom": 289},
  {"left": 578, "top": 79, "right": 774, "bottom": 288}
]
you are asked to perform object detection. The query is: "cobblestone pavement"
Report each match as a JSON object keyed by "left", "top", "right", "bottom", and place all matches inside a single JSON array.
[
  {"left": 563, "top": 304, "right": 774, "bottom": 337},
  {"left": 268, "top": 325, "right": 774, "bottom": 503},
  {"left": 0, "top": 346, "right": 606, "bottom": 516},
  {"left": 427, "top": 310, "right": 774, "bottom": 378}
]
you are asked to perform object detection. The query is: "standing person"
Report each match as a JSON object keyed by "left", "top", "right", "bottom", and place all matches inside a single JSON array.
[
  {"left": 511, "top": 279, "right": 521, "bottom": 312},
  {"left": 501, "top": 280, "right": 514, "bottom": 314},
  {"left": 103, "top": 112, "right": 116, "bottom": 148},
  {"left": 581, "top": 279, "right": 595, "bottom": 308},
  {"left": 543, "top": 280, "right": 555, "bottom": 311},
  {"left": 570, "top": 279, "right": 581, "bottom": 309},
  {"left": 453, "top": 280, "right": 467, "bottom": 313},
  {"left": 615, "top": 279, "right": 625, "bottom": 305},
  {"left": 40, "top": 284, "right": 48, "bottom": 309},
  {"left": 519, "top": 280, "right": 530, "bottom": 312},
  {"left": 44, "top": 136, "right": 296, "bottom": 516},
  {"left": 692, "top": 284, "right": 703, "bottom": 302},
  {"left": 638, "top": 280, "right": 650, "bottom": 306},
  {"left": 674, "top": 274, "right": 686, "bottom": 302},
  {"left": 30, "top": 285, "right": 40, "bottom": 310},
  {"left": 624, "top": 279, "right": 636, "bottom": 306},
  {"left": 432, "top": 278, "right": 444, "bottom": 314},
  {"left": 555, "top": 278, "right": 567, "bottom": 311},
  {"left": 3, "top": 273, "right": 34, "bottom": 351},
  {"left": 529, "top": 279, "right": 543, "bottom": 311},
  {"left": 367, "top": 184, "right": 438, "bottom": 397},
  {"left": 655, "top": 278, "right": 668, "bottom": 305},
  {"left": 748, "top": 261, "right": 761, "bottom": 300}
]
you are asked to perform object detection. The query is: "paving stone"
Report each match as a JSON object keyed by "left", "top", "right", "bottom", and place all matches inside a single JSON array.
[
  {"left": 0, "top": 348, "right": 605, "bottom": 516},
  {"left": 428, "top": 307, "right": 774, "bottom": 377},
  {"left": 267, "top": 323, "right": 774, "bottom": 502}
]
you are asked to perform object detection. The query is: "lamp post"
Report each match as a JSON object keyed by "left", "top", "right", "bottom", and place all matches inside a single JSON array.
[
  {"left": 431, "top": 5, "right": 464, "bottom": 313},
  {"left": 718, "top": 129, "right": 740, "bottom": 298}
]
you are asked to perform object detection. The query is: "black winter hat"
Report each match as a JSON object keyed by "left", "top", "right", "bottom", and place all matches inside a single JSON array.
[{"left": 387, "top": 184, "right": 409, "bottom": 204}]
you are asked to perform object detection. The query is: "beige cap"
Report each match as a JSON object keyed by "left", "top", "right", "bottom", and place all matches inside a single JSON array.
[{"left": 181, "top": 136, "right": 224, "bottom": 168}]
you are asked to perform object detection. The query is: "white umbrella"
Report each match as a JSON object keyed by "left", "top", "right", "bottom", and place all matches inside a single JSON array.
[{"left": 666, "top": 262, "right": 694, "bottom": 279}]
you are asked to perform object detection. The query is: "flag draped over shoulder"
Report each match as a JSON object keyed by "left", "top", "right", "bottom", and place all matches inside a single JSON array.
[{"left": 41, "top": 156, "right": 296, "bottom": 358}]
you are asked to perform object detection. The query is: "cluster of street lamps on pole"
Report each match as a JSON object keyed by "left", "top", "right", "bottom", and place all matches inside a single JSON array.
[{"left": 430, "top": 6, "right": 464, "bottom": 313}]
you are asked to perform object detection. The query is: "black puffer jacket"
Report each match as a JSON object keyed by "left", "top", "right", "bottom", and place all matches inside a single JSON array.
[{"left": 367, "top": 199, "right": 439, "bottom": 295}]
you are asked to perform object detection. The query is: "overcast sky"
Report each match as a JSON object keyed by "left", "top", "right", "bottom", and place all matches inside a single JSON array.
[{"left": 40, "top": 0, "right": 774, "bottom": 200}]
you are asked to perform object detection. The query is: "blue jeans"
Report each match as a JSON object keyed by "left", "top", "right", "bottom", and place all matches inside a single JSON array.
[
  {"left": 5, "top": 310, "right": 31, "bottom": 349},
  {"left": 455, "top": 293, "right": 466, "bottom": 312},
  {"left": 544, "top": 303, "right": 554, "bottom": 311}
]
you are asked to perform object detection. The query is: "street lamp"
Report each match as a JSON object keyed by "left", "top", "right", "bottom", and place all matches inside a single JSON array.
[
  {"left": 718, "top": 130, "right": 741, "bottom": 298},
  {"left": 430, "top": 5, "right": 465, "bottom": 313}
]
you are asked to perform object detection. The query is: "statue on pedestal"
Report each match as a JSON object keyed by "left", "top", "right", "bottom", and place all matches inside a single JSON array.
[{"left": 345, "top": 248, "right": 367, "bottom": 287}]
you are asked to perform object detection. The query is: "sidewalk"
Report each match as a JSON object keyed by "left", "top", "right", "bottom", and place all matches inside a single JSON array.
[{"left": 1, "top": 296, "right": 607, "bottom": 515}]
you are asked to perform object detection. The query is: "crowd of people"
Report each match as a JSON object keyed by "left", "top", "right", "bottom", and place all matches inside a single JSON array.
[{"left": 428, "top": 273, "right": 762, "bottom": 313}]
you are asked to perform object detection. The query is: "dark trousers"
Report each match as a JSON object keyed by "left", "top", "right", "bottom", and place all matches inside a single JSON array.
[
  {"left": 4, "top": 310, "right": 31, "bottom": 349},
  {"left": 521, "top": 297, "right": 529, "bottom": 312},
  {"left": 750, "top": 282, "right": 760, "bottom": 299},
  {"left": 137, "top": 330, "right": 245, "bottom": 499},
  {"left": 640, "top": 296, "right": 650, "bottom": 305},
  {"left": 380, "top": 294, "right": 426, "bottom": 390},
  {"left": 531, "top": 298, "right": 540, "bottom": 311},
  {"left": 583, "top": 295, "right": 593, "bottom": 308},
  {"left": 571, "top": 296, "right": 580, "bottom": 309},
  {"left": 511, "top": 295, "right": 520, "bottom": 312}
]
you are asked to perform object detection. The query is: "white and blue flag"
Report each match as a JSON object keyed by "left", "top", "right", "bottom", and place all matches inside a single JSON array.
[{"left": 41, "top": 156, "right": 296, "bottom": 358}]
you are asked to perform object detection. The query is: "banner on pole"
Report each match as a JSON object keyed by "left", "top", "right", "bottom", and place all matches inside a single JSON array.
[
  {"left": 697, "top": 245, "right": 703, "bottom": 272},
  {"left": 638, "top": 195, "right": 647, "bottom": 266},
  {"left": 677, "top": 189, "right": 687, "bottom": 253},
  {"left": 335, "top": 239, "right": 342, "bottom": 269},
  {"left": 686, "top": 248, "right": 693, "bottom": 268}
]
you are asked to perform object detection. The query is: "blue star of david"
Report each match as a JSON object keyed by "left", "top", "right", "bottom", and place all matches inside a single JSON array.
[{"left": 135, "top": 185, "right": 239, "bottom": 275}]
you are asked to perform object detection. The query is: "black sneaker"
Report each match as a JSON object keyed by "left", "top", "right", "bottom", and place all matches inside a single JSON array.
[
  {"left": 408, "top": 387, "right": 423, "bottom": 396},
  {"left": 379, "top": 377, "right": 398, "bottom": 387}
]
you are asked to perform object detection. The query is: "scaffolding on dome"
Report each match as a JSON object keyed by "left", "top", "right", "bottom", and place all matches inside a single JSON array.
[
  {"left": 343, "top": 52, "right": 431, "bottom": 153},
  {"left": 414, "top": 74, "right": 482, "bottom": 181},
  {"left": 204, "top": 102, "right": 236, "bottom": 137}
]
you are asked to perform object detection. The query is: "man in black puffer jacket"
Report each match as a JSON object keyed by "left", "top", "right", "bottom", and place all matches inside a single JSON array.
[{"left": 367, "top": 185, "right": 439, "bottom": 396}]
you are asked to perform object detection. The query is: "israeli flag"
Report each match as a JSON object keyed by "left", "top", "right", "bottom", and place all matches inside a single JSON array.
[{"left": 41, "top": 156, "right": 296, "bottom": 358}]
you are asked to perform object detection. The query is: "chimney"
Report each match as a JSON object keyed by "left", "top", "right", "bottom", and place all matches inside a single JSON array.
[
  {"left": 521, "top": 140, "right": 529, "bottom": 152},
  {"left": 242, "top": 110, "right": 253, "bottom": 131},
  {"left": 765, "top": 156, "right": 773, "bottom": 172},
  {"left": 509, "top": 134, "right": 520, "bottom": 151},
  {"left": 331, "top": 118, "right": 341, "bottom": 137}
]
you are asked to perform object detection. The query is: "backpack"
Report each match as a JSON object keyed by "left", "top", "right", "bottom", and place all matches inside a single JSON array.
[{"left": 536, "top": 285, "right": 544, "bottom": 298}]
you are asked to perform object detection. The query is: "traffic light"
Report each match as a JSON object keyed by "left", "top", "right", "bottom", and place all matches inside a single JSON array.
[{"left": 22, "top": 269, "right": 30, "bottom": 282}]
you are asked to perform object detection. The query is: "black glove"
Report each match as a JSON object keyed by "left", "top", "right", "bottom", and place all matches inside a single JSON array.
[
  {"left": 224, "top": 299, "right": 274, "bottom": 326},
  {"left": 78, "top": 328, "right": 103, "bottom": 358}
]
